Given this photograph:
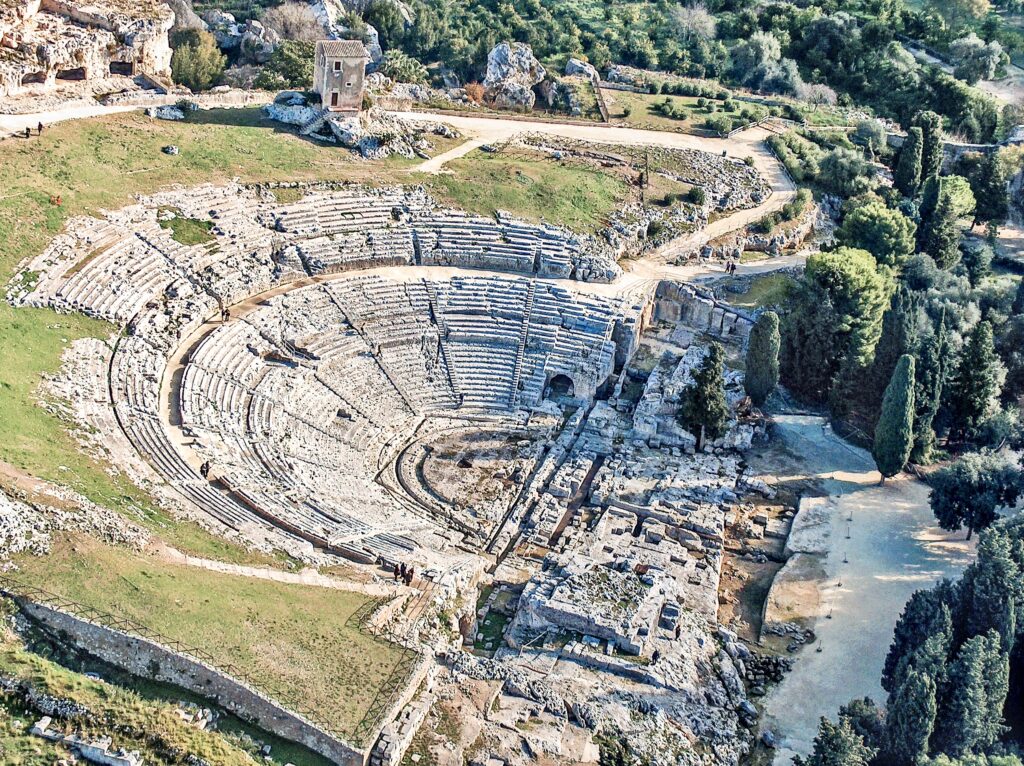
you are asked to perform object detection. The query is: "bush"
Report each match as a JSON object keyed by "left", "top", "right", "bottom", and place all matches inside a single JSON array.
[
  {"left": 687, "top": 186, "right": 707, "bottom": 205},
  {"left": 621, "top": 105, "right": 632, "bottom": 117},
  {"left": 254, "top": 40, "right": 315, "bottom": 90},
  {"left": 464, "top": 82, "right": 485, "bottom": 103},
  {"left": 696, "top": 97, "right": 707, "bottom": 108},
  {"left": 379, "top": 50, "right": 428, "bottom": 84},
  {"left": 261, "top": 2, "right": 326, "bottom": 42},
  {"left": 170, "top": 29, "right": 226, "bottom": 92},
  {"left": 723, "top": 99, "right": 736, "bottom": 112},
  {"left": 705, "top": 114, "right": 733, "bottom": 134}
]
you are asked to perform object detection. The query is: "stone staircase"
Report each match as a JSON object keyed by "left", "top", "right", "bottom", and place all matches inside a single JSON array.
[{"left": 508, "top": 281, "right": 536, "bottom": 409}]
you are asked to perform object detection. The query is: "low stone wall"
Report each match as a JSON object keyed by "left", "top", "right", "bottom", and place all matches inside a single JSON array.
[{"left": 20, "top": 601, "right": 367, "bottom": 766}]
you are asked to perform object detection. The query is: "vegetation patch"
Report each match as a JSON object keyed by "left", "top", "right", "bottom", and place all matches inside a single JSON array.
[
  {"left": 14, "top": 536, "right": 407, "bottom": 744},
  {"left": 423, "top": 151, "right": 628, "bottom": 232},
  {"left": 157, "top": 208, "right": 215, "bottom": 245}
]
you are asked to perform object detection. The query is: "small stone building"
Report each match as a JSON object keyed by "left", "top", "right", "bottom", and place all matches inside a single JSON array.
[{"left": 313, "top": 39, "right": 368, "bottom": 114}]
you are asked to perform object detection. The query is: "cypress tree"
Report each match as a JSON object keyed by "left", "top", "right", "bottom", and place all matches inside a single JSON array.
[
  {"left": 911, "top": 322, "right": 946, "bottom": 464},
  {"left": 866, "top": 288, "right": 919, "bottom": 424},
  {"left": 873, "top": 354, "right": 916, "bottom": 482},
  {"left": 935, "top": 632, "right": 1008, "bottom": 757},
  {"left": 921, "top": 190, "right": 963, "bottom": 269},
  {"left": 884, "top": 670, "right": 937, "bottom": 766},
  {"left": 947, "top": 321, "right": 1002, "bottom": 439},
  {"left": 798, "top": 717, "right": 876, "bottom": 766},
  {"left": 678, "top": 342, "right": 730, "bottom": 450},
  {"left": 1012, "top": 279, "right": 1024, "bottom": 316},
  {"left": 894, "top": 126, "right": 924, "bottom": 197},
  {"left": 744, "top": 311, "right": 780, "bottom": 407},
  {"left": 971, "top": 151, "right": 1008, "bottom": 230},
  {"left": 913, "top": 110, "right": 944, "bottom": 181},
  {"left": 960, "top": 529, "right": 1022, "bottom": 647},
  {"left": 936, "top": 634, "right": 990, "bottom": 757},
  {"left": 883, "top": 584, "right": 955, "bottom": 694}
]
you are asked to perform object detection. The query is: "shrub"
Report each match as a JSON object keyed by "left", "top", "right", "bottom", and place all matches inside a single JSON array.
[
  {"left": 464, "top": 82, "right": 485, "bottom": 103},
  {"left": 621, "top": 105, "right": 632, "bottom": 117},
  {"left": 687, "top": 186, "right": 707, "bottom": 205},
  {"left": 704, "top": 114, "right": 733, "bottom": 134},
  {"left": 380, "top": 50, "right": 428, "bottom": 84},
  {"left": 170, "top": 29, "right": 226, "bottom": 92},
  {"left": 261, "top": 1, "right": 325, "bottom": 42},
  {"left": 254, "top": 40, "right": 315, "bottom": 90}
]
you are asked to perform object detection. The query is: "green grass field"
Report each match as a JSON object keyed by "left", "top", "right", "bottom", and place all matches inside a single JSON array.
[
  {"left": 14, "top": 537, "right": 406, "bottom": 744},
  {"left": 424, "top": 150, "right": 628, "bottom": 232}
]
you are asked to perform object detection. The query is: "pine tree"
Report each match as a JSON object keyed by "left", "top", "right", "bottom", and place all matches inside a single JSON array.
[
  {"left": 947, "top": 321, "right": 1003, "bottom": 439},
  {"left": 885, "top": 670, "right": 937, "bottom": 766},
  {"left": 797, "top": 717, "right": 877, "bottom": 766},
  {"left": 744, "top": 311, "right": 780, "bottom": 407},
  {"left": 971, "top": 151, "right": 1008, "bottom": 230},
  {"left": 895, "top": 127, "right": 924, "bottom": 197},
  {"left": 913, "top": 110, "right": 944, "bottom": 181},
  {"left": 678, "top": 342, "right": 730, "bottom": 450},
  {"left": 873, "top": 355, "right": 916, "bottom": 481},
  {"left": 911, "top": 322, "right": 946, "bottom": 464},
  {"left": 930, "top": 452, "right": 1022, "bottom": 539}
]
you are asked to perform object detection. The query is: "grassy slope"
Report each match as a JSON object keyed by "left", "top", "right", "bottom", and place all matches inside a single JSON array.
[
  {"left": 14, "top": 537, "right": 405, "bottom": 743},
  {"left": 0, "top": 615, "right": 334, "bottom": 766},
  {"left": 425, "top": 150, "right": 628, "bottom": 232}
]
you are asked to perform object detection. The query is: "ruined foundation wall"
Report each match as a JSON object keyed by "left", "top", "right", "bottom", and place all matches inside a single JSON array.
[
  {"left": 20, "top": 601, "right": 367, "bottom": 766},
  {"left": 653, "top": 281, "right": 753, "bottom": 348}
]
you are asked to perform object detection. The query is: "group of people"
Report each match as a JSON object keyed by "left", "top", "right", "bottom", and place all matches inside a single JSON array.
[
  {"left": 393, "top": 562, "right": 416, "bottom": 586},
  {"left": 22, "top": 121, "right": 43, "bottom": 139},
  {"left": 723, "top": 260, "right": 739, "bottom": 275}
]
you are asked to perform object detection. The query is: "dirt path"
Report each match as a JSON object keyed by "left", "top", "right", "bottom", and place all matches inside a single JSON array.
[
  {"left": 752, "top": 414, "right": 974, "bottom": 763},
  {"left": 151, "top": 541, "right": 402, "bottom": 596}
]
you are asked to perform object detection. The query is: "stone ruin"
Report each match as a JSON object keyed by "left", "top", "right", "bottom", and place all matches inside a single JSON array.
[
  {"left": 12, "top": 169, "right": 780, "bottom": 766},
  {"left": 0, "top": 0, "right": 173, "bottom": 99}
]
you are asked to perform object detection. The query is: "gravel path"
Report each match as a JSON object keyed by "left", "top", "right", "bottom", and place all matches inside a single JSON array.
[{"left": 756, "top": 414, "right": 975, "bottom": 763}]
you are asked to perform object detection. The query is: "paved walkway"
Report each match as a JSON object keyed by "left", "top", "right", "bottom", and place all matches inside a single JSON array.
[{"left": 753, "top": 415, "right": 975, "bottom": 764}]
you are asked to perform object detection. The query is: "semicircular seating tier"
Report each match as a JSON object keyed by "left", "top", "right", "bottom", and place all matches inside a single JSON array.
[{"left": 15, "top": 183, "right": 656, "bottom": 563}]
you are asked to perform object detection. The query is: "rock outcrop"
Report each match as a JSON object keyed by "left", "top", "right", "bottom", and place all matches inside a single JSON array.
[
  {"left": 0, "top": 0, "right": 173, "bottom": 99},
  {"left": 483, "top": 42, "right": 545, "bottom": 111}
]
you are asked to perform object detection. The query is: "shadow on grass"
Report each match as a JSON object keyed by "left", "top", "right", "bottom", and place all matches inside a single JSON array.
[{"left": 183, "top": 108, "right": 337, "bottom": 147}]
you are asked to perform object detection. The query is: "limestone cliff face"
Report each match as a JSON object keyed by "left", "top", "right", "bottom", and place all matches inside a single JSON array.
[{"left": 0, "top": 0, "right": 173, "bottom": 98}]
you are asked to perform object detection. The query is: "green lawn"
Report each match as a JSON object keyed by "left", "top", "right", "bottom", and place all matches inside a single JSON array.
[
  {"left": 14, "top": 537, "right": 408, "bottom": 744},
  {"left": 423, "top": 150, "right": 628, "bottom": 232}
]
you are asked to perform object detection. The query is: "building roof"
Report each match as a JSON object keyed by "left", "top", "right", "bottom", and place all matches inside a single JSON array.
[{"left": 316, "top": 39, "right": 369, "bottom": 59}]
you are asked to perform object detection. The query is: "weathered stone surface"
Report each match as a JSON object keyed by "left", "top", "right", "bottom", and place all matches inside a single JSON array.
[
  {"left": 565, "top": 58, "right": 598, "bottom": 82},
  {"left": 0, "top": 0, "right": 173, "bottom": 98},
  {"left": 483, "top": 42, "right": 545, "bottom": 110}
]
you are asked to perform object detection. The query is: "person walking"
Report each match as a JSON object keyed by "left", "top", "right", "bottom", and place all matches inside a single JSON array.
[
  {"left": 37, "top": 121, "right": 43, "bottom": 136},
  {"left": 393, "top": 563, "right": 400, "bottom": 581}
]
